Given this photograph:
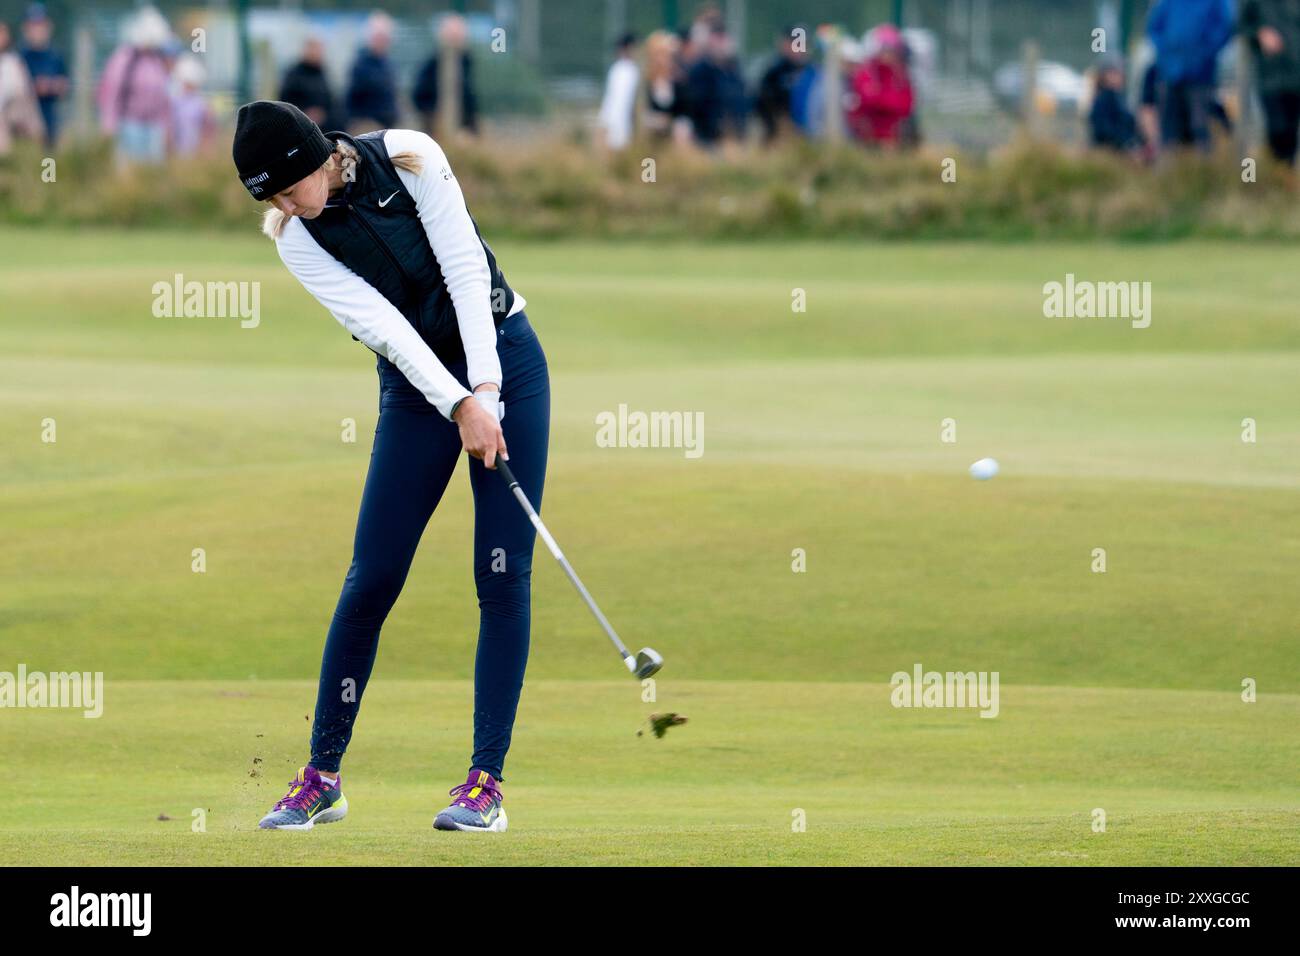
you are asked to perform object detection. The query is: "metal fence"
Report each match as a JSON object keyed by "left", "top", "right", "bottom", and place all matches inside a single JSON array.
[{"left": 3, "top": 1, "right": 1258, "bottom": 150}]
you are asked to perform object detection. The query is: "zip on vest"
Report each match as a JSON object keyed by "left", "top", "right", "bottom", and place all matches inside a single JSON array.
[{"left": 348, "top": 201, "right": 416, "bottom": 302}]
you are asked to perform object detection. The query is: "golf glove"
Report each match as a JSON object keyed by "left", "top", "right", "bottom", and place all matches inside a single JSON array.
[{"left": 473, "top": 390, "right": 505, "bottom": 422}]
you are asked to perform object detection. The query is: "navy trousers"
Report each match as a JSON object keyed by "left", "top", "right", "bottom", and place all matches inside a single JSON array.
[{"left": 309, "top": 310, "right": 550, "bottom": 780}]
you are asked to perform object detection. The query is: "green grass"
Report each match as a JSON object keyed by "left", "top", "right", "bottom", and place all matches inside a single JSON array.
[
  {"left": 2, "top": 681, "right": 1295, "bottom": 865},
  {"left": 1, "top": 227, "right": 1297, "bottom": 864}
]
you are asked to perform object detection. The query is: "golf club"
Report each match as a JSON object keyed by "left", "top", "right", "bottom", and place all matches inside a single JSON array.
[{"left": 493, "top": 455, "right": 663, "bottom": 679}]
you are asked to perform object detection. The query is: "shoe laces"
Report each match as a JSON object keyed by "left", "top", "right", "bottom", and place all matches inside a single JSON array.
[
  {"left": 448, "top": 778, "right": 502, "bottom": 812},
  {"left": 275, "top": 769, "right": 326, "bottom": 812}
]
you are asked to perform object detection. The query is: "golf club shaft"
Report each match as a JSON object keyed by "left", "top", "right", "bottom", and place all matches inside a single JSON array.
[{"left": 493, "top": 456, "right": 637, "bottom": 672}]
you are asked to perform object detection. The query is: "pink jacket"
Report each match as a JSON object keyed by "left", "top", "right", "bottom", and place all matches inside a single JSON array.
[
  {"left": 848, "top": 59, "right": 914, "bottom": 144},
  {"left": 97, "top": 45, "right": 172, "bottom": 132}
]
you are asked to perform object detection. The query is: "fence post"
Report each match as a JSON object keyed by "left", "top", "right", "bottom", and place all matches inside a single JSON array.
[
  {"left": 254, "top": 38, "right": 276, "bottom": 100},
  {"left": 605, "top": 0, "right": 627, "bottom": 50},
  {"left": 236, "top": 0, "right": 251, "bottom": 105},
  {"left": 663, "top": 0, "right": 679, "bottom": 29},
  {"left": 1118, "top": 0, "right": 1134, "bottom": 55},
  {"left": 71, "top": 24, "right": 94, "bottom": 141},
  {"left": 726, "top": 0, "right": 747, "bottom": 55},
  {"left": 1021, "top": 39, "right": 1039, "bottom": 138},
  {"left": 438, "top": 29, "right": 464, "bottom": 140},
  {"left": 824, "top": 32, "right": 845, "bottom": 144},
  {"left": 1236, "top": 34, "right": 1254, "bottom": 162},
  {"left": 519, "top": 0, "right": 541, "bottom": 64}
]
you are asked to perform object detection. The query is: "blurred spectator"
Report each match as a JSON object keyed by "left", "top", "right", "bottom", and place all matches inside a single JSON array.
[
  {"left": 1209, "top": 92, "right": 1234, "bottom": 137},
  {"left": 170, "top": 55, "right": 214, "bottom": 156},
  {"left": 718, "top": 31, "right": 749, "bottom": 140},
  {"left": 686, "top": 25, "right": 745, "bottom": 146},
  {"left": 674, "top": 26, "right": 699, "bottom": 128},
  {"left": 96, "top": 5, "right": 174, "bottom": 166},
  {"left": 848, "top": 25, "right": 915, "bottom": 147},
  {"left": 677, "top": 24, "right": 701, "bottom": 71},
  {"left": 279, "top": 36, "right": 343, "bottom": 133},
  {"left": 598, "top": 32, "right": 639, "bottom": 150},
  {"left": 789, "top": 54, "right": 825, "bottom": 138},
  {"left": 0, "top": 19, "right": 45, "bottom": 155},
  {"left": 1138, "top": 61, "right": 1162, "bottom": 159},
  {"left": 19, "top": 3, "right": 66, "bottom": 148},
  {"left": 643, "top": 30, "right": 690, "bottom": 145},
  {"left": 413, "top": 14, "right": 478, "bottom": 136},
  {"left": 1146, "top": 0, "right": 1234, "bottom": 152},
  {"left": 690, "top": 3, "right": 725, "bottom": 44},
  {"left": 1089, "top": 57, "right": 1141, "bottom": 152},
  {"left": 756, "top": 25, "right": 809, "bottom": 144},
  {"left": 346, "top": 11, "right": 397, "bottom": 131},
  {"left": 1241, "top": 0, "right": 1300, "bottom": 163}
]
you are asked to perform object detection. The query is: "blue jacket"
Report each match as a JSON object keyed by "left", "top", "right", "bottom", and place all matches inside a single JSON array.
[
  {"left": 685, "top": 58, "right": 727, "bottom": 143},
  {"left": 790, "top": 65, "right": 822, "bottom": 136},
  {"left": 345, "top": 50, "right": 397, "bottom": 127},
  {"left": 1147, "top": 0, "right": 1236, "bottom": 84},
  {"left": 1089, "top": 88, "right": 1139, "bottom": 149}
]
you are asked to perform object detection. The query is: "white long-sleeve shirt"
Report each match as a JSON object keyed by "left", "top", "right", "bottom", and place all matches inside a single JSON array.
[
  {"left": 275, "top": 128, "right": 524, "bottom": 420},
  {"left": 598, "top": 58, "right": 639, "bottom": 149}
]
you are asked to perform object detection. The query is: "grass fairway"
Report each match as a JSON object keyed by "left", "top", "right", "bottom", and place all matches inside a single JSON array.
[
  {"left": 1, "top": 681, "right": 1295, "bottom": 865},
  {"left": 1, "top": 227, "right": 1297, "bottom": 865}
]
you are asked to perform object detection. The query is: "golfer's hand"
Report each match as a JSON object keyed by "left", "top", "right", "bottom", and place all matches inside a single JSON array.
[
  {"left": 1260, "top": 26, "right": 1285, "bottom": 55},
  {"left": 453, "top": 388, "right": 507, "bottom": 469}
]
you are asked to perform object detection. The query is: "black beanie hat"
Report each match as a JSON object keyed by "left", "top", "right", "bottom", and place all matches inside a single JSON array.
[{"left": 232, "top": 100, "right": 334, "bottom": 200}]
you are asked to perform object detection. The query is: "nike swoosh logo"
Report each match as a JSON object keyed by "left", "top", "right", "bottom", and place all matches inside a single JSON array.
[{"left": 378, "top": 191, "right": 400, "bottom": 208}]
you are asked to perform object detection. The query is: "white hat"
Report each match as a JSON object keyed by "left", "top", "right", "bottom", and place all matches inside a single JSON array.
[
  {"left": 128, "top": 6, "right": 172, "bottom": 50},
  {"left": 173, "top": 54, "right": 206, "bottom": 88}
]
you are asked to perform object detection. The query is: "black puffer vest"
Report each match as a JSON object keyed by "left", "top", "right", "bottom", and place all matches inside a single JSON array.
[{"left": 301, "top": 130, "right": 515, "bottom": 364}]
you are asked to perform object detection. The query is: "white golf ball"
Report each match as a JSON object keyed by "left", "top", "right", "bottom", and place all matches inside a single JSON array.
[{"left": 969, "top": 457, "right": 999, "bottom": 481}]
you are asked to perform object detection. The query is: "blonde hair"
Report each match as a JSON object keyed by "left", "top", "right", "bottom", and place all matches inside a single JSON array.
[
  {"left": 645, "top": 30, "right": 680, "bottom": 84},
  {"left": 261, "top": 139, "right": 426, "bottom": 239}
]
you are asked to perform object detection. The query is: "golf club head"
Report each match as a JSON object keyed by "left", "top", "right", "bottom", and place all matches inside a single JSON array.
[{"left": 634, "top": 648, "right": 663, "bottom": 679}]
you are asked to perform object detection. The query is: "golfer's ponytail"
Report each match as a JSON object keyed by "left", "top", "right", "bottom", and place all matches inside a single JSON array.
[{"left": 260, "top": 140, "right": 426, "bottom": 240}]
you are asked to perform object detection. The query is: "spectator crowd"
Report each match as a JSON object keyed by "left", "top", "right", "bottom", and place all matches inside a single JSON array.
[
  {"left": 1088, "top": 0, "right": 1300, "bottom": 166},
  {"left": 599, "top": 6, "right": 919, "bottom": 152},
  {"left": 8, "top": 1, "right": 1300, "bottom": 169},
  {"left": 1, "top": 3, "right": 215, "bottom": 161},
  {"left": 0, "top": 4, "right": 477, "bottom": 163},
  {"left": 0, "top": 3, "right": 65, "bottom": 154}
]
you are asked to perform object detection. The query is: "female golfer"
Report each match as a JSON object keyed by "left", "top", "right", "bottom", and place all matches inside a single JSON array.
[{"left": 232, "top": 100, "right": 547, "bottom": 832}]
